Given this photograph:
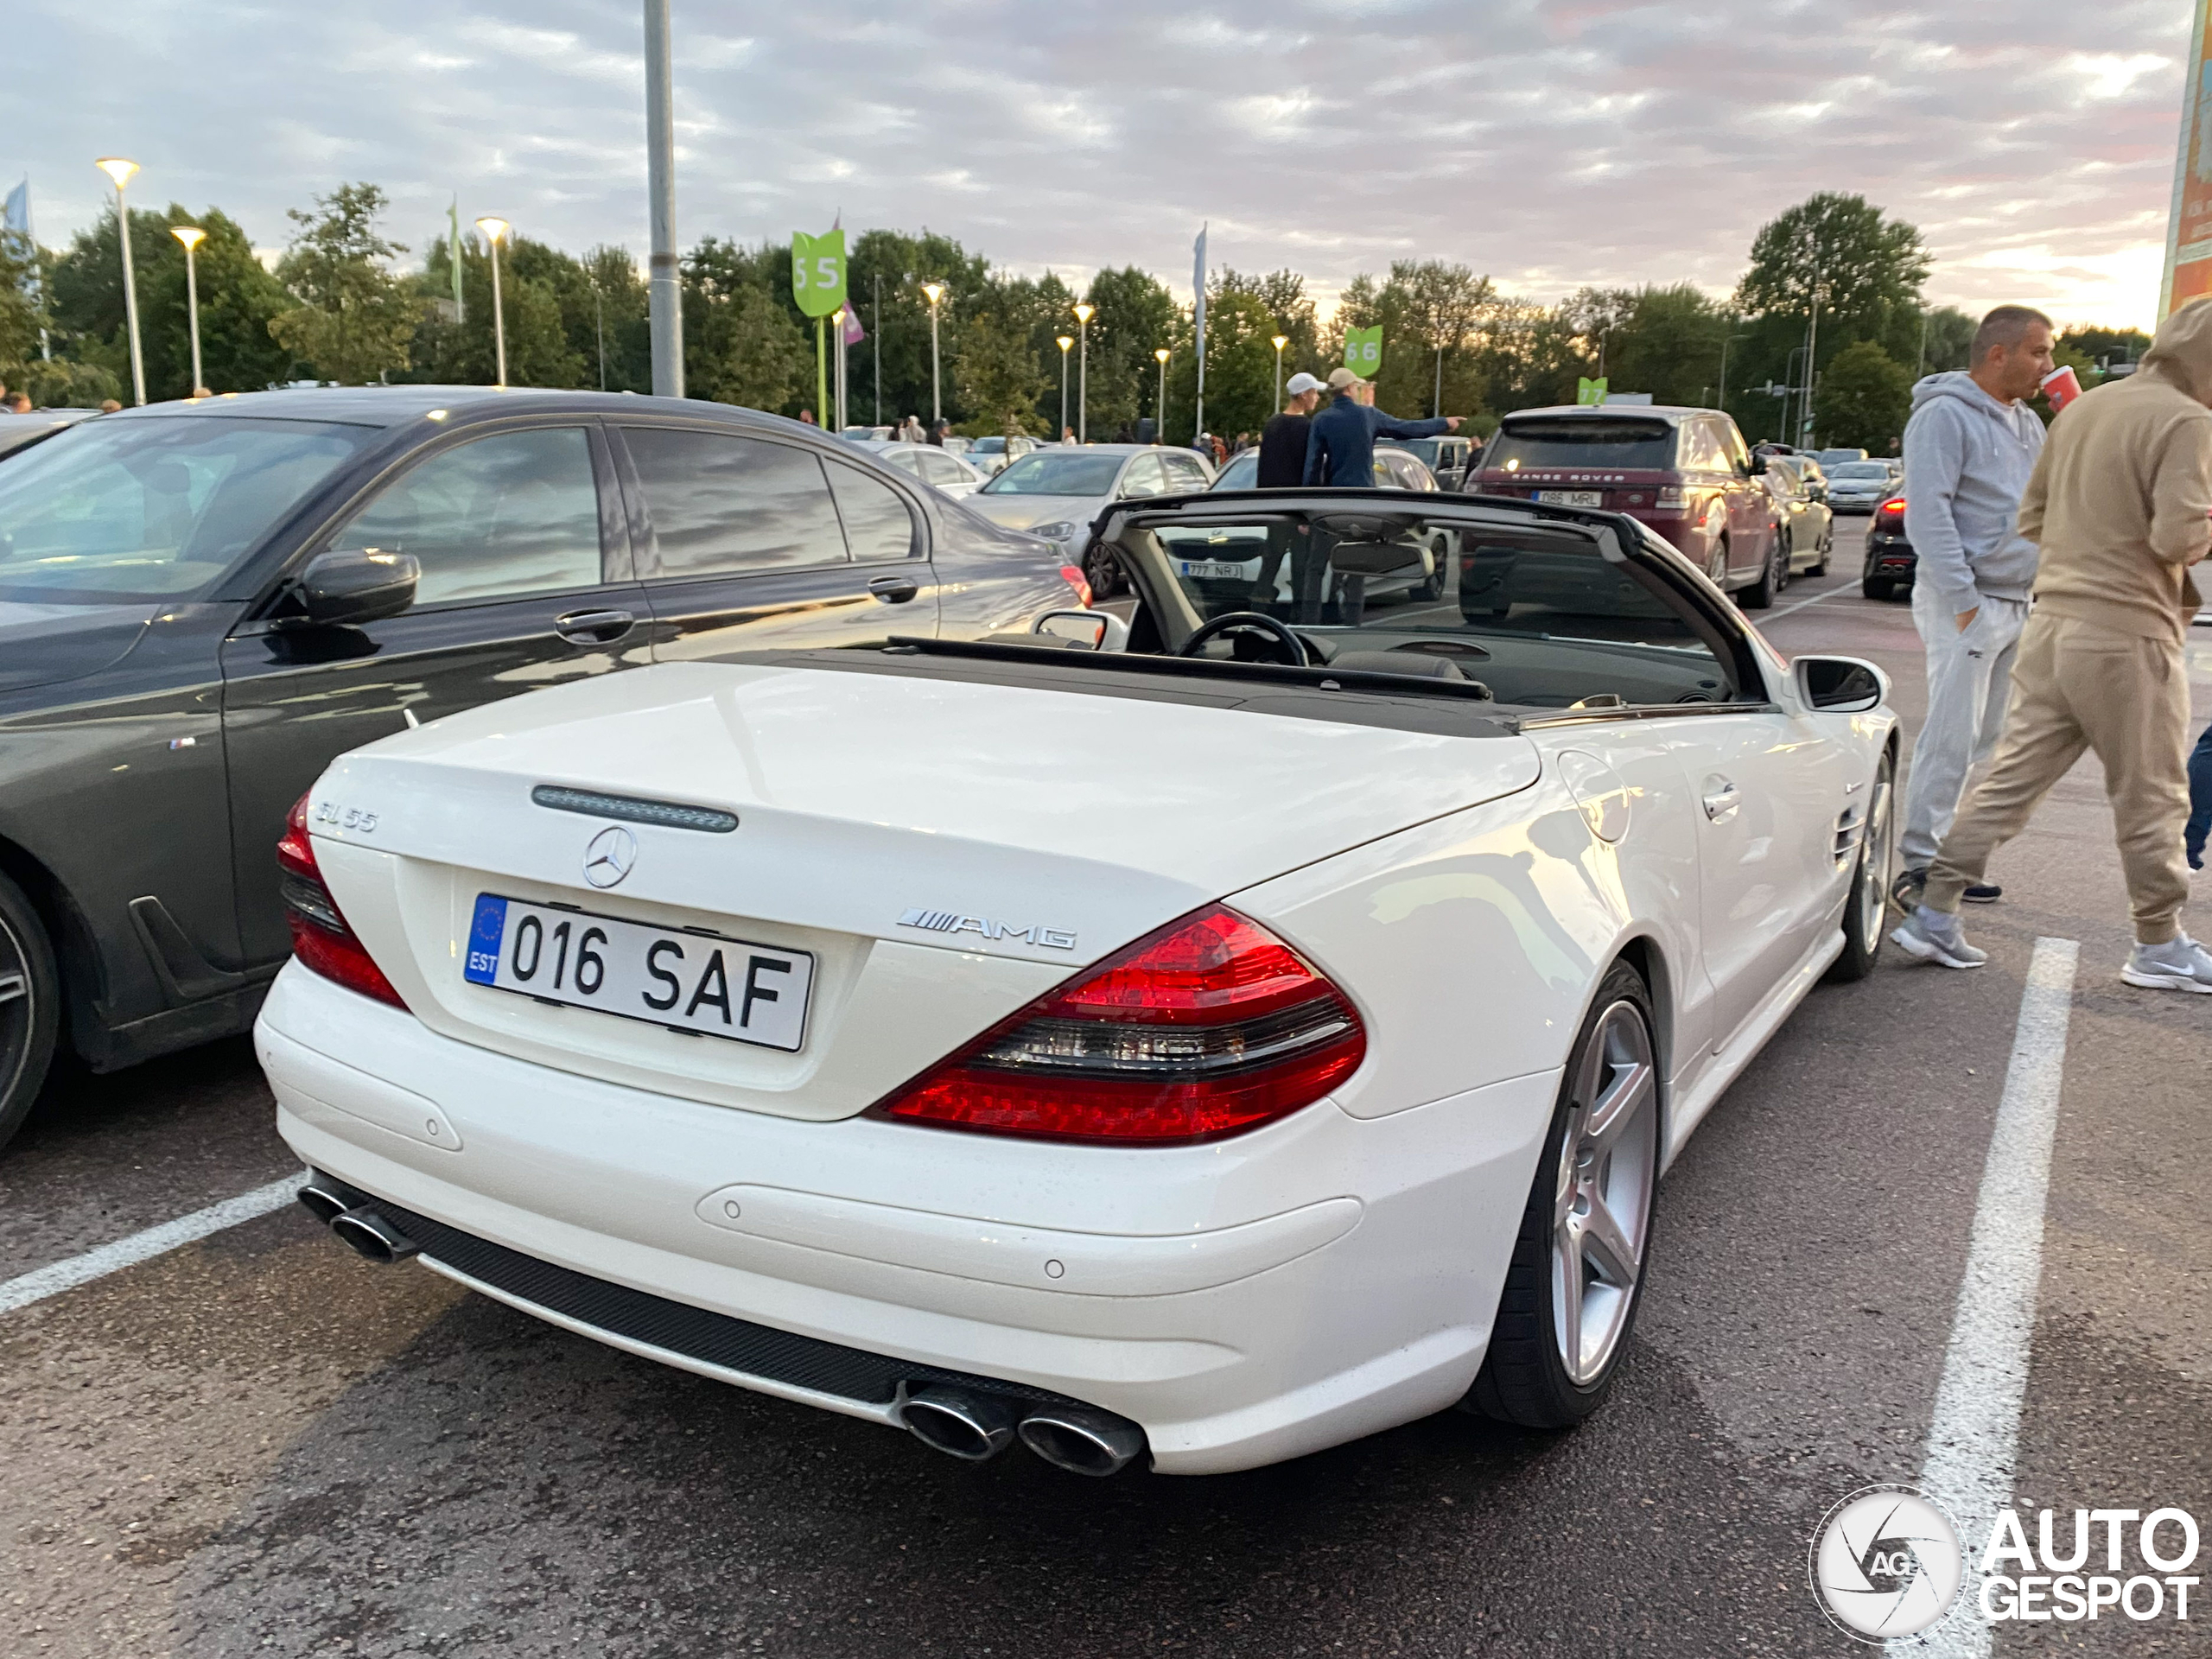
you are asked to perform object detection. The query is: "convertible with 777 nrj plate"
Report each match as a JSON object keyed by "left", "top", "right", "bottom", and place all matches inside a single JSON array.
[{"left": 258, "top": 486, "right": 1897, "bottom": 1477}]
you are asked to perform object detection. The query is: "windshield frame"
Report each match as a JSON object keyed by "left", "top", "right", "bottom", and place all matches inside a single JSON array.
[
  {"left": 0, "top": 412, "right": 380, "bottom": 607},
  {"left": 979, "top": 450, "right": 1128, "bottom": 498}
]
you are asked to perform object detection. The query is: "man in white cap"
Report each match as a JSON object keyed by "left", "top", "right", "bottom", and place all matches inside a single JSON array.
[{"left": 1243, "top": 372, "right": 1326, "bottom": 613}]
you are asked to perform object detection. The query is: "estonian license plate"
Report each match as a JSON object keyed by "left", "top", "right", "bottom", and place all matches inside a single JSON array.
[
  {"left": 463, "top": 894, "right": 813, "bottom": 1051},
  {"left": 1535, "top": 490, "right": 1604, "bottom": 508},
  {"left": 1179, "top": 559, "right": 1253, "bottom": 579}
]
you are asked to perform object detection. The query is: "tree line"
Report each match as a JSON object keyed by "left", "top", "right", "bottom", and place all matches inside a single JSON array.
[{"left": 0, "top": 184, "right": 2149, "bottom": 452}]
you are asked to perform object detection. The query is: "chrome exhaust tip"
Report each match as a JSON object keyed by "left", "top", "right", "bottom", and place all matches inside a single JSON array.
[
  {"left": 895, "top": 1386, "right": 1021, "bottom": 1461},
  {"left": 329, "top": 1206, "right": 419, "bottom": 1264},
  {"left": 297, "top": 1174, "right": 366, "bottom": 1228},
  {"left": 1017, "top": 1405, "right": 1147, "bottom": 1477}
]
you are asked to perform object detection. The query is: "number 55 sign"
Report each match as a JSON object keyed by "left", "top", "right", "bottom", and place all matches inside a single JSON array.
[{"left": 791, "top": 229, "right": 847, "bottom": 318}]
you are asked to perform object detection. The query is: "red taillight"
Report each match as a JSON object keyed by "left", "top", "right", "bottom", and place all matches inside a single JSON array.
[
  {"left": 1058, "top": 564, "right": 1093, "bottom": 607},
  {"left": 277, "top": 792, "right": 406, "bottom": 1009},
  {"left": 1878, "top": 495, "right": 1906, "bottom": 518},
  {"left": 871, "top": 905, "right": 1365, "bottom": 1145}
]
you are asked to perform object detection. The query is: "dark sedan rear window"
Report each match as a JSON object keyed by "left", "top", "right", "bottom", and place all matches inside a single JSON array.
[{"left": 1482, "top": 419, "right": 1676, "bottom": 473}]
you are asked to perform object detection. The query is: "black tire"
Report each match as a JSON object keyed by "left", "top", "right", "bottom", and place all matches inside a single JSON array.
[
  {"left": 1080, "top": 541, "right": 1121, "bottom": 601},
  {"left": 0, "top": 871, "right": 61, "bottom": 1156},
  {"left": 1861, "top": 575, "right": 1893, "bottom": 601},
  {"left": 1809, "top": 527, "right": 1831, "bottom": 577},
  {"left": 1738, "top": 538, "right": 1780, "bottom": 608},
  {"left": 1465, "top": 961, "right": 1659, "bottom": 1429},
  {"left": 1825, "top": 749, "right": 1896, "bottom": 984}
]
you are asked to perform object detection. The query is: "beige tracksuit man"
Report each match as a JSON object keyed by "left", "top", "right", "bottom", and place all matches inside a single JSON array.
[{"left": 1924, "top": 301, "right": 2212, "bottom": 943}]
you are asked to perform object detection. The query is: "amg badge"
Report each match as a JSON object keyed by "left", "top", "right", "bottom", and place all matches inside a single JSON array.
[{"left": 898, "top": 908, "right": 1077, "bottom": 950}]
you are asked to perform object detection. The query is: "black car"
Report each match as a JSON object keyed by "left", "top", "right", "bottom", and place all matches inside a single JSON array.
[
  {"left": 0, "top": 386, "right": 1084, "bottom": 1149},
  {"left": 1861, "top": 491, "right": 1914, "bottom": 600}
]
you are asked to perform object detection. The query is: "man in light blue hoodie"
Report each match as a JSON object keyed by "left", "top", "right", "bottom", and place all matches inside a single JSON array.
[{"left": 1891, "top": 305, "right": 2056, "bottom": 908}]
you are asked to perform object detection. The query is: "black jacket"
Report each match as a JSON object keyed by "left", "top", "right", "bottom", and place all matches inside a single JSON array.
[{"left": 1256, "top": 411, "right": 1312, "bottom": 488}]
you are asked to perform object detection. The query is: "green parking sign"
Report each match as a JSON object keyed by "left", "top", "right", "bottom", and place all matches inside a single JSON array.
[
  {"left": 1344, "top": 325, "right": 1382, "bottom": 376},
  {"left": 791, "top": 229, "right": 848, "bottom": 319}
]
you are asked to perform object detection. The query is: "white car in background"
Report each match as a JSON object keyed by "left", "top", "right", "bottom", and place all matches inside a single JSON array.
[
  {"left": 966, "top": 444, "right": 1216, "bottom": 596},
  {"left": 849, "top": 440, "right": 985, "bottom": 499},
  {"left": 1824, "top": 460, "right": 1899, "bottom": 514},
  {"left": 261, "top": 484, "right": 1898, "bottom": 1478}
]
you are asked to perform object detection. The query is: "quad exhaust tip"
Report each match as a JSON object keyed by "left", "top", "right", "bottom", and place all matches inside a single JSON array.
[
  {"left": 897, "top": 1384, "right": 1147, "bottom": 1475},
  {"left": 296, "top": 1176, "right": 364, "bottom": 1227},
  {"left": 329, "top": 1206, "right": 419, "bottom": 1265}
]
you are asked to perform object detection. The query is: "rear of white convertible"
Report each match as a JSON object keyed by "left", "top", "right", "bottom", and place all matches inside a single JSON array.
[{"left": 258, "top": 650, "right": 1567, "bottom": 1476}]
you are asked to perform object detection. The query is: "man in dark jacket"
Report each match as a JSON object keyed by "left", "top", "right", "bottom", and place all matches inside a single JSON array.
[
  {"left": 1247, "top": 374, "right": 1325, "bottom": 613},
  {"left": 1302, "top": 367, "right": 1459, "bottom": 485}
]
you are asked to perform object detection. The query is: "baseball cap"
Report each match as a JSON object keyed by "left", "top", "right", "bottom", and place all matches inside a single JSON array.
[
  {"left": 1325, "top": 365, "right": 1363, "bottom": 391},
  {"left": 1285, "top": 371, "right": 1323, "bottom": 397}
]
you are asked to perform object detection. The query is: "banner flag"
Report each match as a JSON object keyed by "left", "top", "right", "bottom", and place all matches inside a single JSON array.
[
  {"left": 1192, "top": 224, "right": 1207, "bottom": 441},
  {"left": 1343, "top": 325, "right": 1382, "bottom": 376},
  {"left": 792, "top": 228, "right": 848, "bottom": 319},
  {"left": 448, "top": 198, "right": 465, "bottom": 323},
  {"left": 1577, "top": 376, "right": 1610, "bottom": 405},
  {"left": 2166, "top": 0, "right": 2212, "bottom": 315}
]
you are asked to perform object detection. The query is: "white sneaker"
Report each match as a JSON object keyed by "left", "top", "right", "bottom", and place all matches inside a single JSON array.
[
  {"left": 1890, "top": 906, "right": 1987, "bottom": 969},
  {"left": 2121, "top": 935, "right": 2212, "bottom": 993}
]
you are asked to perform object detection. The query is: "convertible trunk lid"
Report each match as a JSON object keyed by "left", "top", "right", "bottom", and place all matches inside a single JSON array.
[{"left": 304, "top": 658, "right": 1537, "bottom": 1118}]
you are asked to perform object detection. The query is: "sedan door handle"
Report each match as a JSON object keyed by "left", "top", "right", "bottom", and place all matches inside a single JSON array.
[
  {"left": 1701, "top": 776, "right": 1741, "bottom": 823},
  {"left": 554, "top": 607, "right": 636, "bottom": 644},
  {"left": 868, "top": 575, "right": 921, "bottom": 604}
]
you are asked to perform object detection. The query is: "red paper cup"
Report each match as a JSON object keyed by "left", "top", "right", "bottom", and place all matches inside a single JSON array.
[{"left": 2042, "top": 365, "right": 2082, "bottom": 410}]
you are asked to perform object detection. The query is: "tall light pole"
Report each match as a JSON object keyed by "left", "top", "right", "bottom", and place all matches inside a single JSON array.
[
  {"left": 94, "top": 158, "right": 145, "bottom": 405},
  {"left": 1272, "top": 334, "right": 1288, "bottom": 412},
  {"left": 1071, "top": 301, "right": 1093, "bottom": 442},
  {"left": 476, "top": 217, "right": 510, "bottom": 388},
  {"left": 171, "top": 225, "right": 207, "bottom": 395},
  {"left": 1154, "top": 346, "right": 1170, "bottom": 443},
  {"left": 1718, "top": 323, "right": 1749, "bottom": 410},
  {"left": 921, "top": 281, "right": 945, "bottom": 424},
  {"left": 1056, "top": 334, "right": 1073, "bottom": 438},
  {"left": 643, "top": 0, "right": 683, "bottom": 397}
]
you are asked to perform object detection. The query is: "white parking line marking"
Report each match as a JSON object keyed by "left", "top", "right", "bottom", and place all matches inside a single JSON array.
[
  {"left": 0, "top": 1173, "right": 303, "bottom": 1317},
  {"left": 1892, "top": 936, "right": 2079, "bottom": 1657},
  {"left": 1765, "top": 582, "right": 1854, "bottom": 623}
]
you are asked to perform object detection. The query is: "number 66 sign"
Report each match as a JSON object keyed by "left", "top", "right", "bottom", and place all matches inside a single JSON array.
[
  {"left": 791, "top": 229, "right": 848, "bottom": 318},
  {"left": 1343, "top": 325, "right": 1382, "bottom": 377}
]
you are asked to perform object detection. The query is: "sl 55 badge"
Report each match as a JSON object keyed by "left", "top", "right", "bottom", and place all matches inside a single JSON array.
[
  {"left": 899, "top": 908, "right": 1076, "bottom": 950},
  {"left": 314, "top": 801, "right": 378, "bottom": 833}
]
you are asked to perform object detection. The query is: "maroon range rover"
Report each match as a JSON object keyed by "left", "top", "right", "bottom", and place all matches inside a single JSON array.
[{"left": 1469, "top": 405, "right": 1784, "bottom": 607}]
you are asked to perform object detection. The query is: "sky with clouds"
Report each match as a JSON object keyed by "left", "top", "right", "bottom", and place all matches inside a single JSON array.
[{"left": 11, "top": 0, "right": 2197, "bottom": 329}]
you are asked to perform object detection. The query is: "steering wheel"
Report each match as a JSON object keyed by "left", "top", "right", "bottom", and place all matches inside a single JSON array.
[{"left": 1179, "top": 611, "right": 1311, "bottom": 666}]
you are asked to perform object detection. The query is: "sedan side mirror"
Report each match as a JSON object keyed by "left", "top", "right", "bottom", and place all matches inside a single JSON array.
[
  {"left": 287, "top": 548, "right": 420, "bottom": 627},
  {"left": 1794, "top": 654, "right": 1886, "bottom": 713},
  {"left": 1033, "top": 609, "right": 1130, "bottom": 652}
]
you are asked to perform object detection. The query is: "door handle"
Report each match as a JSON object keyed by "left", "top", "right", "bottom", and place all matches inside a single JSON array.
[
  {"left": 868, "top": 575, "right": 921, "bottom": 604},
  {"left": 1701, "top": 776, "right": 1740, "bottom": 823},
  {"left": 554, "top": 607, "right": 636, "bottom": 644}
]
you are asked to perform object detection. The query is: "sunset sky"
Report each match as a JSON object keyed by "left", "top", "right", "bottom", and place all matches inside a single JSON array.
[{"left": 13, "top": 0, "right": 2196, "bottom": 330}]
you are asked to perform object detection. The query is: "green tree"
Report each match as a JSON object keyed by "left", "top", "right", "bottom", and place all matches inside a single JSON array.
[
  {"left": 1814, "top": 340, "right": 1912, "bottom": 451},
  {"left": 1735, "top": 194, "right": 1929, "bottom": 341},
  {"left": 1391, "top": 260, "right": 1497, "bottom": 416},
  {"left": 952, "top": 307, "right": 1048, "bottom": 434},
  {"left": 2058, "top": 324, "right": 2151, "bottom": 376},
  {"left": 1175, "top": 287, "right": 1284, "bottom": 442},
  {"left": 269, "top": 183, "right": 420, "bottom": 384},
  {"left": 412, "top": 232, "right": 586, "bottom": 387},
  {"left": 681, "top": 238, "right": 809, "bottom": 412},
  {"left": 1919, "top": 307, "right": 1977, "bottom": 375},
  {"left": 1084, "top": 266, "right": 1180, "bottom": 437},
  {"left": 846, "top": 230, "right": 992, "bottom": 426},
  {"left": 19, "top": 358, "right": 121, "bottom": 407},
  {"left": 0, "top": 232, "right": 41, "bottom": 390}
]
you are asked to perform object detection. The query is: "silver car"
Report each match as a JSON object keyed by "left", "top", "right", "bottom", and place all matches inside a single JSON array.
[
  {"left": 849, "top": 439, "right": 986, "bottom": 499},
  {"left": 1824, "top": 459, "right": 1898, "bottom": 515},
  {"left": 967, "top": 444, "right": 1216, "bottom": 594}
]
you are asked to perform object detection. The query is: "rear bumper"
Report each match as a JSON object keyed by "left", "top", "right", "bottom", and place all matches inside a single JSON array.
[
  {"left": 258, "top": 963, "right": 1558, "bottom": 1474},
  {"left": 1865, "top": 535, "right": 1917, "bottom": 578}
]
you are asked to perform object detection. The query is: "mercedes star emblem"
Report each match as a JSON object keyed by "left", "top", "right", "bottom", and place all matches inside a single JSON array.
[{"left": 582, "top": 825, "right": 638, "bottom": 888}]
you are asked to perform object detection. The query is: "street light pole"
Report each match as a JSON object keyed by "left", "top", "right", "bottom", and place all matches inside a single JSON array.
[
  {"left": 1154, "top": 346, "right": 1170, "bottom": 443},
  {"left": 643, "top": 0, "right": 683, "bottom": 397},
  {"left": 1272, "top": 334, "right": 1288, "bottom": 412},
  {"left": 1057, "top": 334, "right": 1073, "bottom": 438},
  {"left": 1071, "top": 302, "right": 1093, "bottom": 443},
  {"left": 921, "top": 282, "right": 945, "bottom": 425},
  {"left": 171, "top": 225, "right": 207, "bottom": 394},
  {"left": 95, "top": 159, "right": 145, "bottom": 405},
  {"left": 476, "top": 218, "right": 510, "bottom": 388},
  {"left": 1718, "top": 324, "right": 1749, "bottom": 410}
]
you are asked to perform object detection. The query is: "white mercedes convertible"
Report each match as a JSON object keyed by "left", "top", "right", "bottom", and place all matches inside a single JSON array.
[{"left": 259, "top": 486, "right": 1897, "bottom": 1477}]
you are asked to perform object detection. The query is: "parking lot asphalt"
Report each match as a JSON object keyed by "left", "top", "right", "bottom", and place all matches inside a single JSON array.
[{"left": 3, "top": 518, "right": 2208, "bottom": 1658}]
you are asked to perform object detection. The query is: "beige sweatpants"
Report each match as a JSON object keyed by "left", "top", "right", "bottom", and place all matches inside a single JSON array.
[{"left": 1925, "top": 610, "right": 2194, "bottom": 944}]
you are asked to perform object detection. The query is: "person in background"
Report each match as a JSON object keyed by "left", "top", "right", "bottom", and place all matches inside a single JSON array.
[
  {"left": 898, "top": 415, "right": 925, "bottom": 442},
  {"left": 928, "top": 418, "right": 950, "bottom": 447},
  {"left": 3, "top": 391, "right": 29, "bottom": 414},
  {"left": 1891, "top": 305, "right": 2055, "bottom": 910},
  {"left": 1303, "top": 368, "right": 1461, "bottom": 622},
  {"left": 1895, "top": 298, "right": 2212, "bottom": 989},
  {"left": 1060, "top": 425, "right": 1077, "bottom": 446},
  {"left": 2187, "top": 718, "right": 2212, "bottom": 871},
  {"left": 98, "top": 398, "right": 121, "bottom": 413},
  {"left": 1250, "top": 372, "right": 1325, "bottom": 613},
  {"left": 798, "top": 408, "right": 817, "bottom": 426}
]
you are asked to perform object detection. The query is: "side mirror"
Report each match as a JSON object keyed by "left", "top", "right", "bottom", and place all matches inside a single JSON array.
[
  {"left": 1033, "top": 609, "right": 1130, "bottom": 652},
  {"left": 1794, "top": 654, "right": 1886, "bottom": 713},
  {"left": 288, "top": 548, "right": 420, "bottom": 627}
]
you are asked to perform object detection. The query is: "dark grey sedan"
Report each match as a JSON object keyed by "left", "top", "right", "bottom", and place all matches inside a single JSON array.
[{"left": 0, "top": 387, "right": 1087, "bottom": 1151}]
